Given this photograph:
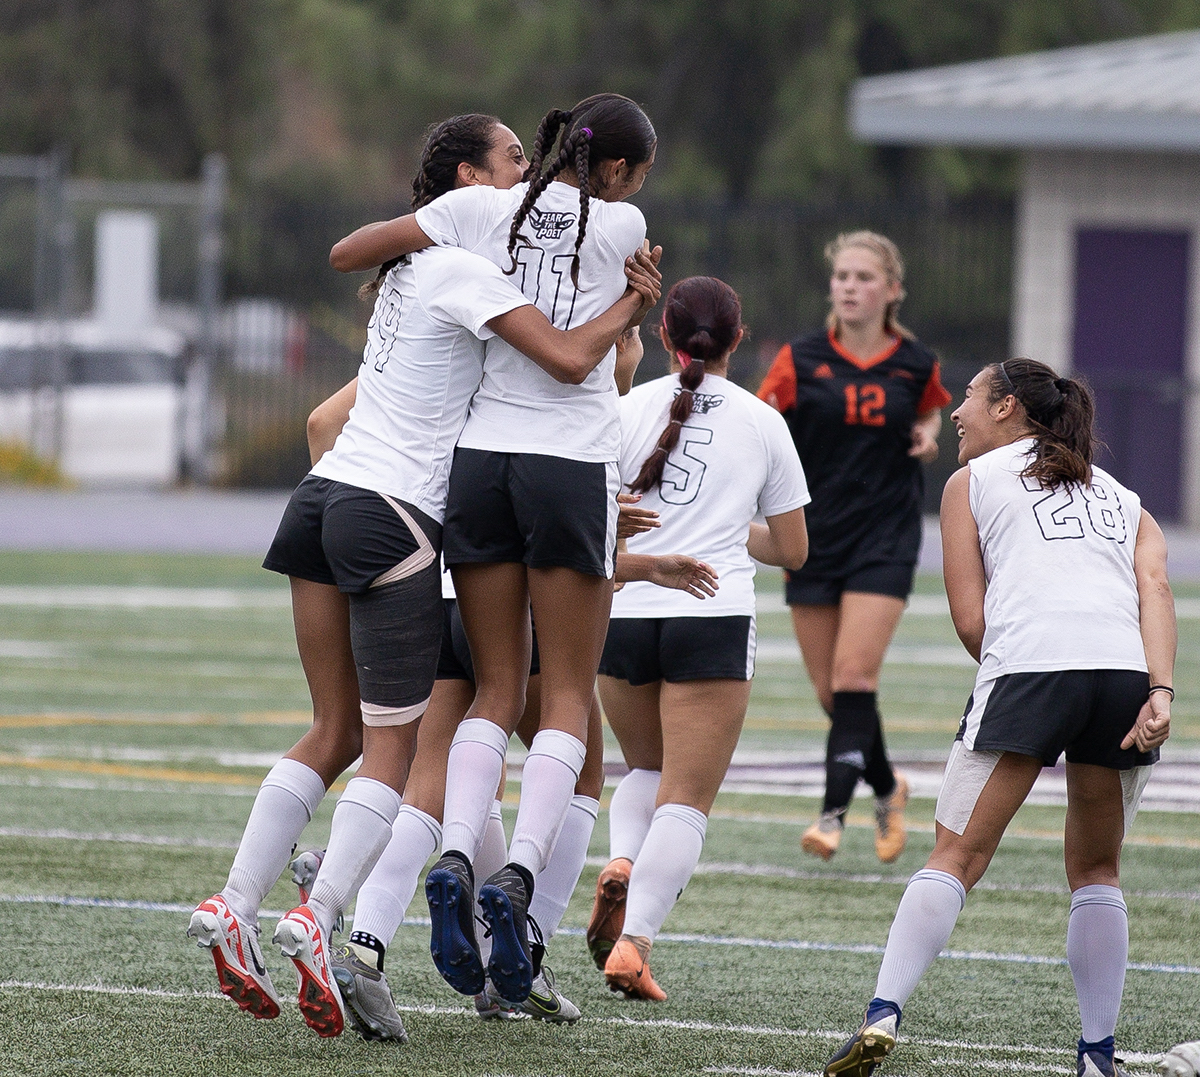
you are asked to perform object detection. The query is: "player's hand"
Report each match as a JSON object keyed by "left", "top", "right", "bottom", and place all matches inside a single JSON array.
[
  {"left": 1121, "top": 691, "right": 1170, "bottom": 752},
  {"left": 623, "top": 241, "right": 664, "bottom": 323},
  {"left": 616, "top": 492, "right": 659, "bottom": 539},
  {"left": 909, "top": 419, "right": 939, "bottom": 462},
  {"left": 646, "top": 555, "right": 719, "bottom": 599}
]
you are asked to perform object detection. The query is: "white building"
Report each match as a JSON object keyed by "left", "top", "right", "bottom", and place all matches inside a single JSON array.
[{"left": 852, "top": 30, "right": 1200, "bottom": 524}]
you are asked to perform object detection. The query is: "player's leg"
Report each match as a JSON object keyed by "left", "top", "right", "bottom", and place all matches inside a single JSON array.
[
  {"left": 593, "top": 668, "right": 663, "bottom": 970},
  {"left": 608, "top": 673, "right": 751, "bottom": 1002},
  {"left": 825, "top": 748, "right": 1040, "bottom": 1076}
]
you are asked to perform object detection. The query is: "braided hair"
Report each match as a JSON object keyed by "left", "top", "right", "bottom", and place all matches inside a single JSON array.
[
  {"left": 358, "top": 113, "right": 500, "bottom": 301},
  {"left": 986, "top": 357, "right": 1096, "bottom": 489},
  {"left": 506, "top": 93, "right": 655, "bottom": 289},
  {"left": 629, "top": 277, "right": 742, "bottom": 495}
]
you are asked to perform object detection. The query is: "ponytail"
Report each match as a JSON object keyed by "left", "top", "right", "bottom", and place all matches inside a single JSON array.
[
  {"left": 987, "top": 358, "right": 1095, "bottom": 488},
  {"left": 628, "top": 276, "right": 742, "bottom": 495},
  {"left": 359, "top": 113, "right": 500, "bottom": 301}
]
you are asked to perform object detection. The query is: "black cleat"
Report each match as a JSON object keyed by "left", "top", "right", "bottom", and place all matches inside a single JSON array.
[
  {"left": 425, "top": 852, "right": 484, "bottom": 996},
  {"left": 478, "top": 863, "right": 535, "bottom": 1004}
]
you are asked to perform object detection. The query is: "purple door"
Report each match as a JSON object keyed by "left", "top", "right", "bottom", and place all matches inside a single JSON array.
[{"left": 1071, "top": 228, "right": 1189, "bottom": 521}]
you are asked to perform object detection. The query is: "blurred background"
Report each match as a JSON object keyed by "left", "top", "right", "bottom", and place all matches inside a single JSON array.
[{"left": 1, "top": 0, "right": 1198, "bottom": 515}]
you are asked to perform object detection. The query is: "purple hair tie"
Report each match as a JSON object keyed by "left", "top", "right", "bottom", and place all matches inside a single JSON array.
[{"left": 581, "top": 127, "right": 592, "bottom": 138}]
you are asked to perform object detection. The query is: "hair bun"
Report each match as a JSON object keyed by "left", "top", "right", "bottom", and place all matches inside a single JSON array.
[{"left": 1054, "top": 378, "right": 1069, "bottom": 393}]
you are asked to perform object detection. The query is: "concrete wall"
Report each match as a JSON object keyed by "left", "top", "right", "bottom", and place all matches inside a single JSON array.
[{"left": 1013, "top": 149, "right": 1200, "bottom": 523}]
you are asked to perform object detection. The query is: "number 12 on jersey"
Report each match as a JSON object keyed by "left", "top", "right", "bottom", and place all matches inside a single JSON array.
[{"left": 844, "top": 384, "right": 886, "bottom": 426}]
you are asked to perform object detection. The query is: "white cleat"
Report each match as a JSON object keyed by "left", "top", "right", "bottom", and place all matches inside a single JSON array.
[
  {"left": 187, "top": 894, "right": 281, "bottom": 1020},
  {"left": 273, "top": 906, "right": 345, "bottom": 1037},
  {"left": 484, "top": 966, "right": 581, "bottom": 1024},
  {"left": 1161, "top": 1042, "right": 1200, "bottom": 1077}
]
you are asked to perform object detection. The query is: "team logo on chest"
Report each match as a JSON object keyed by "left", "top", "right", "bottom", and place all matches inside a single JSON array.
[
  {"left": 529, "top": 207, "right": 577, "bottom": 239},
  {"left": 674, "top": 389, "right": 724, "bottom": 414}
]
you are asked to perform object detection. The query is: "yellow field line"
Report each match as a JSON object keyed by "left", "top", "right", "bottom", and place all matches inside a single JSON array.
[{"left": 0, "top": 711, "right": 311, "bottom": 729}]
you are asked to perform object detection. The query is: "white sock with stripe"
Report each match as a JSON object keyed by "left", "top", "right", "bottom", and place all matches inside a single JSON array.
[
  {"left": 530, "top": 794, "right": 600, "bottom": 940},
  {"left": 224, "top": 758, "right": 326, "bottom": 924},
  {"left": 351, "top": 804, "right": 441, "bottom": 947},
  {"left": 1068, "top": 884, "right": 1128, "bottom": 1044},
  {"left": 440, "top": 718, "right": 510, "bottom": 860},
  {"left": 622, "top": 803, "right": 708, "bottom": 942},
  {"left": 873, "top": 868, "right": 967, "bottom": 1008},
  {"left": 307, "top": 776, "right": 402, "bottom": 939},
  {"left": 507, "top": 729, "right": 587, "bottom": 878}
]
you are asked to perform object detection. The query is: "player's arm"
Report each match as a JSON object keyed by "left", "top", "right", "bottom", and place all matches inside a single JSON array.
[
  {"left": 486, "top": 247, "right": 662, "bottom": 385},
  {"left": 909, "top": 409, "right": 942, "bottom": 463},
  {"left": 746, "top": 507, "right": 808, "bottom": 571},
  {"left": 1124, "top": 508, "right": 1175, "bottom": 751},
  {"left": 615, "top": 552, "right": 719, "bottom": 599},
  {"left": 330, "top": 216, "right": 435, "bottom": 272},
  {"left": 941, "top": 466, "right": 986, "bottom": 662},
  {"left": 307, "top": 378, "right": 358, "bottom": 463}
]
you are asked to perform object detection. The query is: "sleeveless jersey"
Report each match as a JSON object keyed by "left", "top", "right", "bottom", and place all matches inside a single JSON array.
[
  {"left": 968, "top": 438, "right": 1146, "bottom": 679},
  {"left": 757, "top": 329, "right": 950, "bottom": 573}
]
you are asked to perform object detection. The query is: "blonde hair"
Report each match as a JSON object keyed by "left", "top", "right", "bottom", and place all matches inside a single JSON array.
[{"left": 824, "top": 230, "right": 913, "bottom": 340}]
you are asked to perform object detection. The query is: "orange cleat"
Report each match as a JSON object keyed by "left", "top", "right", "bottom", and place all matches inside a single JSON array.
[
  {"left": 586, "top": 858, "right": 632, "bottom": 970},
  {"left": 604, "top": 934, "right": 666, "bottom": 1001},
  {"left": 801, "top": 812, "right": 844, "bottom": 860},
  {"left": 874, "top": 772, "right": 909, "bottom": 864}
]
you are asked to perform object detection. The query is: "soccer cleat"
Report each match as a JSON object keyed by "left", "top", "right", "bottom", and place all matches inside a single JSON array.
[
  {"left": 604, "top": 934, "right": 667, "bottom": 1002},
  {"left": 1160, "top": 1041, "right": 1200, "bottom": 1077},
  {"left": 425, "top": 852, "right": 485, "bottom": 996},
  {"left": 874, "top": 772, "right": 909, "bottom": 864},
  {"left": 273, "top": 906, "right": 344, "bottom": 1037},
  {"left": 474, "top": 983, "right": 519, "bottom": 1021},
  {"left": 330, "top": 944, "right": 408, "bottom": 1043},
  {"left": 289, "top": 849, "right": 343, "bottom": 933},
  {"left": 802, "top": 811, "right": 844, "bottom": 860},
  {"left": 478, "top": 863, "right": 535, "bottom": 1004},
  {"left": 187, "top": 894, "right": 281, "bottom": 1020},
  {"left": 587, "top": 858, "right": 631, "bottom": 971},
  {"left": 484, "top": 966, "right": 581, "bottom": 1024},
  {"left": 824, "top": 1008, "right": 899, "bottom": 1076}
]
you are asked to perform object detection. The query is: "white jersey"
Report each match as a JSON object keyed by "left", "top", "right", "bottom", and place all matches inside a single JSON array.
[
  {"left": 311, "top": 247, "right": 528, "bottom": 522},
  {"left": 415, "top": 181, "right": 646, "bottom": 462},
  {"left": 612, "top": 373, "right": 811, "bottom": 618},
  {"left": 968, "top": 438, "right": 1146, "bottom": 679}
]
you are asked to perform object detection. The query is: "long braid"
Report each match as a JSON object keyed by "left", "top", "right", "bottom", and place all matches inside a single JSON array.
[
  {"left": 571, "top": 131, "right": 592, "bottom": 287},
  {"left": 525, "top": 109, "right": 571, "bottom": 182},
  {"left": 629, "top": 360, "right": 706, "bottom": 494},
  {"left": 505, "top": 128, "right": 587, "bottom": 275}
]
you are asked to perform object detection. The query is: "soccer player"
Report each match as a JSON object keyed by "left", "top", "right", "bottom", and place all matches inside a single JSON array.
[
  {"left": 758, "top": 231, "right": 951, "bottom": 863},
  {"left": 589, "top": 276, "right": 810, "bottom": 1000},
  {"left": 330, "top": 93, "right": 660, "bottom": 1007},
  {"left": 824, "top": 359, "right": 1173, "bottom": 1077},
  {"left": 187, "top": 113, "right": 662, "bottom": 1038}
]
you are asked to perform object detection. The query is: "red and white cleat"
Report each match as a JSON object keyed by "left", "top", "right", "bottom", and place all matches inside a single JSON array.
[
  {"left": 187, "top": 894, "right": 281, "bottom": 1020},
  {"left": 273, "top": 906, "right": 345, "bottom": 1037}
]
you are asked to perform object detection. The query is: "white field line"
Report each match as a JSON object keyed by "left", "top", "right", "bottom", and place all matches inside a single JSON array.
[
  {"left": 0, "top": 586, "right": 290, "bottom": 609},
  {"left": 0, "top": 773, "right": 258, "bottom": 796},
  {"left": 5, "top": 893, "right": 1199, "bottom": 976},
  {"left": 0, "top": 979, "right": 1169, "bottom": 1068},
  {"left": 0, "top": 826, "right": 238, "bottom": 849}
]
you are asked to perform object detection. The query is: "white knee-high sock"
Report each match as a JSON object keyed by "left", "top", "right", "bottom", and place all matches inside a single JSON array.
[
  {"left": 224, "top": 758, "right": 326, "bottom": 924},
  {"left": 441, "top": 718, "right": 510, "bottom": 860},
  {"left": 507, "top": 729, "right": 587, "bottom": 878},
  {"left": 530, "top": 795, "right": 600, "bottom": 940},
  {"left": 622, "top": 803, "right": 707, "bottom": 942},
  {"left": 609, "top": 768, "right": 661, "bottom": 863},
  {"left": 473, "top": 800, "right": 509, "bottom": 892},
  {"left": 874, "top": 868, "right": 967, "bottom": 1008},
  {"left": 1067, "top": 885, "right": 1128, "bottom": 1043},
  {"left": 351, "top": 805, "right": 441, "bottom": 947},
  {"left": 307, "top": 777, "right": 402, "bottom": 938}
]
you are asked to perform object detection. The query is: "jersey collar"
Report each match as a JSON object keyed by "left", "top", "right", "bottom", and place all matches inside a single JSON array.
[{"left": 827, "top": 328, "right": 902, "bottom": 371}]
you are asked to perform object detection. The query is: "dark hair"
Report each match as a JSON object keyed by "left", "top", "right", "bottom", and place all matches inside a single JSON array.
[
  {"left": 628, "top": 277, "right": 742, "bottom": 495},
  {"left": 359, "top": 113, "right": 500, "bottom": 300},
  {"left": 986, "top": 357, "right": 1095, "bottom": 488},
  {"left": 506, "top": 93, "right": 655, "bottom": 288}
]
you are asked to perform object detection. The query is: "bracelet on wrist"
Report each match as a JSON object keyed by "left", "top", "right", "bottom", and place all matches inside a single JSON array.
[{"left": 1149, "top": 684, "right": 1175, "bottom": 700}]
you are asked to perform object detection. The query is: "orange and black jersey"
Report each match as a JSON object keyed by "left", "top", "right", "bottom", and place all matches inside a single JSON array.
[{"left": 758, "top": 329, "right": 951, "bottom": 574}]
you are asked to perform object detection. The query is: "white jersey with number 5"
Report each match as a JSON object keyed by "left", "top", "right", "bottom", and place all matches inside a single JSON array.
[
  {"left": 612, "top": 372, "right": 810, "bottom": 619},
  {"left": 969, "top": 438, "right": 1146, "bottom": 678},
  {"left": 414, "top": 181, "right": 646, "bottom": 463}
]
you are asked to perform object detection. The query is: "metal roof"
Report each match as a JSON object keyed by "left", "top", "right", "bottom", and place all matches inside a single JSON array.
[{"left": 852, "top": 31, "right": 1200, "bottom": 152}]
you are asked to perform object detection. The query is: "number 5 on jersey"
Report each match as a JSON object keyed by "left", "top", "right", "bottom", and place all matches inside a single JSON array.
[
  {"left": 660, "top": 428, "right": 713, "bottom": 505},
  {"left": 844, "top": 384, "right": 886, "bottom": 426}
]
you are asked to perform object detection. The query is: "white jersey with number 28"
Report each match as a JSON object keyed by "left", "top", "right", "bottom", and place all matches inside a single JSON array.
[{"left": 968, "top": 437, "right": 1146, "bottom": 679}]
